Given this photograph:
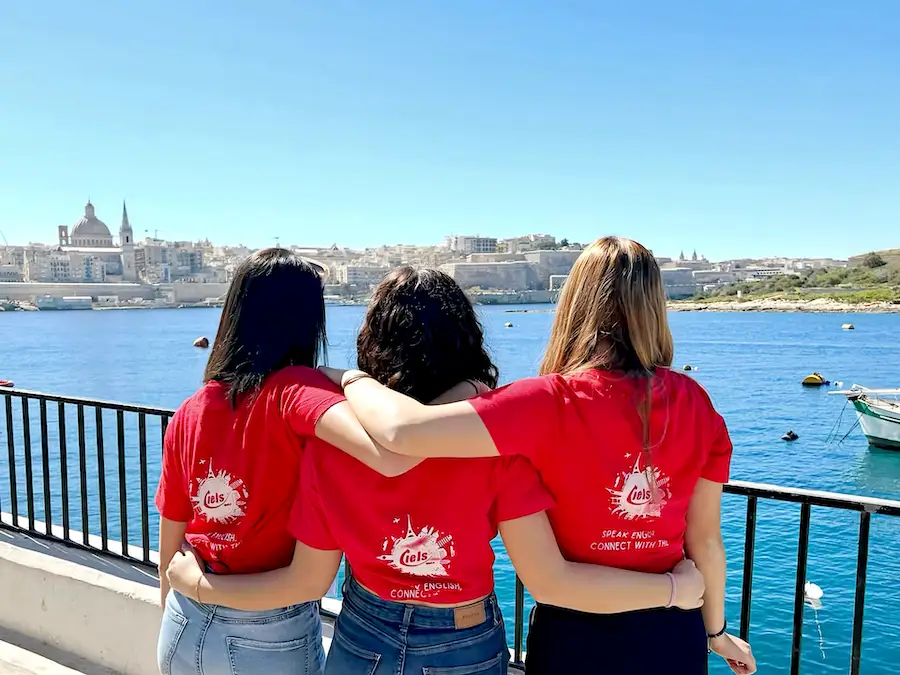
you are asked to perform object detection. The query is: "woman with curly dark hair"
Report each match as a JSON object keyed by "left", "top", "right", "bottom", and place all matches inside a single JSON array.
[{"left": 167, "top": 266, "right": 704, "bottom": 675}]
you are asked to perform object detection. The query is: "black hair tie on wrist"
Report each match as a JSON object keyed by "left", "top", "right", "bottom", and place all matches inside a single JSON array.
[{"left": 707, "top": 620, "right": 727, "bottom": 640}]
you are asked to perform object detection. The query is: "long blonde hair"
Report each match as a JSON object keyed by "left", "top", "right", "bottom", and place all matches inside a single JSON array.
[
  {"left": 541, "top": 236, "right": 674, "bottom": 501},
  {"left": 541, "top": 236, "right": 673, "bottom": 376}
]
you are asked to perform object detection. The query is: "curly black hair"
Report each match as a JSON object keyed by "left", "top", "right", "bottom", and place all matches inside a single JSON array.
[{"left": 357, "top": 267, "right": 498, "bottom": 403}]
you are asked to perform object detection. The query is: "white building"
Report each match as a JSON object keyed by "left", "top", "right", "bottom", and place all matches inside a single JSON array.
[
  {"left": 45, "top": 201, "right": 137, "bottom": 282},
  {"left": 443, "top": 236, "right": 498, "bottom": 255},
  {"left": 335, "top": 265, "right": 392, "bottom": 287}
]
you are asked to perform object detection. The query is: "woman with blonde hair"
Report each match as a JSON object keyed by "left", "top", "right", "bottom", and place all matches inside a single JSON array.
[{"left": 319, "top": 237, "right": 756, "bottom": 674}]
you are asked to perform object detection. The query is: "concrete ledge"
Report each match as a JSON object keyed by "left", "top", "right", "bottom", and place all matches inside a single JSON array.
[
  {"left": 0, "top": 527, "right": 521, "bottom": 674},
  {"left": 0, "top": 634, "right": 105, "bottom": 675},
  {"left": 0, "top": 540, "right": 159, "bottom": 675}
]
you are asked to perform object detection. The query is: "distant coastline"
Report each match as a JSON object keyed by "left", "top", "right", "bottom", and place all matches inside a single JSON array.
[{"left": 668, "top": 298, "right": 900, "bottom": 313}]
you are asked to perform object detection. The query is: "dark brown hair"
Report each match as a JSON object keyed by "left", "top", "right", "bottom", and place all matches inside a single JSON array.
[
  {"left": 203, "top": 248, "right": 326, "bottom": 405},
  {"left": 357, "top": 267, "right": 498, "bottom": 403}
]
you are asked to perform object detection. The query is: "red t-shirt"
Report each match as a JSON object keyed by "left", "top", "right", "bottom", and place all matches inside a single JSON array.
[
  {"left": 292, "top": 443, "right": 554, "bottom": 604},
  {"left": 469, "top": 369, "right": 732, "bottom": 574},
  {"left": 155, "top": 366, "right": 344, "bottom": 574}
]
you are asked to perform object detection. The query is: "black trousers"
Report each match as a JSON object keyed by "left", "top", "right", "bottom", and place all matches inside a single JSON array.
[{"left": 525, "top": 604, "right": 708, "bottom": 674}]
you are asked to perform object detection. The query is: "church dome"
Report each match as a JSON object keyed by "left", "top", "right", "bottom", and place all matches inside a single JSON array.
[{"left": 71, "top": 201, "right": 112, "bottom": 239}]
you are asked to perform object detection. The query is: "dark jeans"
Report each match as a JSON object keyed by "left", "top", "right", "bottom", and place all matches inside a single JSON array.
[
  {"left": 325, "top": 577, "right": 509, "bottom": 675},
  {"left": 525, "top": 603, "right": 708, "bottom": 675}
]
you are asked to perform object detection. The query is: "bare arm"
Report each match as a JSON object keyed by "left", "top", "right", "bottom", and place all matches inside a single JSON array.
[
  {"left": 329, "top": 369, "right": 500, "bottom": 459},
  {"left": 315, "top": 401, "right": 421, "bottom": 477},
  {"left": 166, "top": 542, "right": 342, "bottom": 611},
  {"left": 158, "top": 517, "right": 187, "bottom": 607},
  {"left": 684, "top": 478, "right": 726, "bottom": 634},
  {"left": 500, "top": 512, "right": 704, "bottom": 613},
  {"left": 685, "top": 478, "right": 756, "bottom": 671}
]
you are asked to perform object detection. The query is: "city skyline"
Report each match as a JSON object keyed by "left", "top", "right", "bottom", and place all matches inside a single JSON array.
[
  {"left": 2, "top": 2, "right": 898, "bottom": 259},
  {"left": 0, "top": 197, "right": 883, "bottom": 264}
]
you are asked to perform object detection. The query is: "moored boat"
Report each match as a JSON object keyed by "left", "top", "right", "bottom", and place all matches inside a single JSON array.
[{"left": 830, "top": 386, "right": 900, "bottom": 450}]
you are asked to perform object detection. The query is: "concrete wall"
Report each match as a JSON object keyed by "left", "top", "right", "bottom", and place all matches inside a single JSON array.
[
  {"left": 0, "top": 282, "right": 155, "bottom": 302},
  {"left": 440, "top": 261, "right": 540, "bottom": 291},
  {"left": 161, "top": 282, "right": 231, "bottom": 304},
  {"left": 0, "top": 540, "right": 160, "bottom": 675}
]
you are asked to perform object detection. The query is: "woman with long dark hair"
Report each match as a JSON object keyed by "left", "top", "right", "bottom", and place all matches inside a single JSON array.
[
  {"left": 316, "top": 240, "right": 757, "bottom": 675},
  {"left": 156, "top": 249, "right": 415, "bottom": 675},
  {"left": 166, "top": 266, "right": 706, "bottom": 674}
]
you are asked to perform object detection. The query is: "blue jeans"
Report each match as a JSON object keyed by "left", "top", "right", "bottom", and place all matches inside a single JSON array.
[
  {"left": 326, "top": 578, "right": 509, "bottom": 675},
  {"left": 158, "top": 590, "right": 325, "bottom": 675}
]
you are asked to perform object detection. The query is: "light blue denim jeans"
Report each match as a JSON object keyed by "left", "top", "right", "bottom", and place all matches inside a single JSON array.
[
  {"left": 158, "top": 590, "right": 325, "bottom": 675},
  {"left": 325, "top": 577, "right": 509, "bottom": 675}
]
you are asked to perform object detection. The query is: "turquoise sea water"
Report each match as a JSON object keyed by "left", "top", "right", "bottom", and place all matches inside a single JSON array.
[{"left": 1, "top": 306, "right": 899, "bottom": 673}]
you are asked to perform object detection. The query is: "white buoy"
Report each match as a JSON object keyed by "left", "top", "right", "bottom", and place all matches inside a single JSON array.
[{"left": 804, "top": 581, "right": 823, "bottom": 600}]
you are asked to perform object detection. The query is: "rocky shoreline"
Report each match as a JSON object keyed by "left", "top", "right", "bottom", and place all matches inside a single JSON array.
[{"left": 668, "top": 298, "right": 900, "bottom": 313}]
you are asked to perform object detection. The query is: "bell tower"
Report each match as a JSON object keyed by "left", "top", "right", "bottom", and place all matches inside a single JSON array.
[{"left": 120, "top": 200, "right": 137, "bottom": 281}]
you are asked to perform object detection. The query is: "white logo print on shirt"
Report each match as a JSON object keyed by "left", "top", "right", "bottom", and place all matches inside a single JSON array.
[
  {"left": 192, "top": 462, "right": 248, "bottom": 524},
  {"left": 607, "top": 457, "right": 671, "bottom": 520},
  {"left": 379, "top": 516, "right": 455, "bottom": 577}
]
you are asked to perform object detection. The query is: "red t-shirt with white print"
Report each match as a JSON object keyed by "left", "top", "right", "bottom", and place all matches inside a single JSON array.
[
  {"left": 469, "top": 369, "right": 732, "bottom": 574},
  {"left": 155, "top": 366, "right": 344, "bottom": 574},
  {"left": 292, "top": 443, "right": 554, "bottom": 604}
]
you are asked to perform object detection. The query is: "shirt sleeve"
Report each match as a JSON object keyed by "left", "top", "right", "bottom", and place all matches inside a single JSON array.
[
  {"left": 468, "top": 375, "right": 564, "bottom": 462},
  {"left": 279, "top": 367, "right": 347, "bottom": 437},
  {"left": 492, "top": 456, "right": 556, "bottom": 523},
  {"left": 154, "top": 410, "right": 194, "bottom": 522},
  {"left": 289, "top": 446, "right": 340, "bottom": 551},
  {"left": 700, "top": 403, "right": 733, "bottom": 484}
]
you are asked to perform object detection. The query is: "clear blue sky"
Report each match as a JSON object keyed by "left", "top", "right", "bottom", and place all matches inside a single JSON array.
[{"left": 1, "top": 1, "right": 897, "bottom": 260}]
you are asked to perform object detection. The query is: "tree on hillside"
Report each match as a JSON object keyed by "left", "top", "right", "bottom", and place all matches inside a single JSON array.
[
  {"left": 559, "top": 238, "right": 570, "bottom": 247},
  {"left": 863, "top": 252, "right": 887, "bottom": 268}
]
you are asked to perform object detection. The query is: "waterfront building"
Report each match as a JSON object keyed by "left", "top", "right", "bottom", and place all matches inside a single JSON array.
[
  {"left": 335, "top": 264, "right": 392, "bottom": 288},
  {"left": 33, "top": 201, "right": 140, "bottom": 283},
  {"left": 443, "top": 235, "right": 498, "bottom": 255}
]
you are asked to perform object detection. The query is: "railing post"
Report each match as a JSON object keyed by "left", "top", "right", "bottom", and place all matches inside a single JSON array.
[
  {"left": 513, "top": 577, "right": 525, "bottom": 665},
  {"left": 77, "top": 404, "right": 89, "bottom": 545},
  {"left": 4, "top": 396, "right": 18, "bottom": 524},
  {"left": 39, "top": 399, "right": 52, "bottom": 535},
  {"left": 116, "top": 410, "right": 129, "bottom": 554},
  {"left": 95, "top": 407, "right": 108, "bottom": 551},
  {"left": 790, "top": 502, "right": 812, "bottom": 675},
  {"left": 21, "top": 397, "right": 35, "bottom": 531},
  {"left": 850, "top": 510, "right": 871, "bottom": 675},
  {"left": 139, "top": 413, "right": 151, "bottom": 563},
  {"left": 58, "top": 401, "right": 70, "bottom": 540},
  {"left": 740, "top": 495, "right": 757, "bottom": 641}
]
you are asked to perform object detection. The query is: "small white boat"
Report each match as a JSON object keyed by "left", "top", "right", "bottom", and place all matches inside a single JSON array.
[{"left": 830, "top": 386, "right": 900, "bottom": 451}]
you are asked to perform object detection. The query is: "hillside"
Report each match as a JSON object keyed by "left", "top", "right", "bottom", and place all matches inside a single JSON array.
[{"left": 692, "top": 249, "right": 900, "bottom": 304}]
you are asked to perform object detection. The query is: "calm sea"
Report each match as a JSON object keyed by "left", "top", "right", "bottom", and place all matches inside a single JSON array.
[{"left": 1, "top": 306, "right": 899, "bottom": 674}]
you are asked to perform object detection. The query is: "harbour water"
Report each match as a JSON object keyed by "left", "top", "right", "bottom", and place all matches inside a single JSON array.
[{"left": 1, "top": 306, "right": 899, "bottom": 673}]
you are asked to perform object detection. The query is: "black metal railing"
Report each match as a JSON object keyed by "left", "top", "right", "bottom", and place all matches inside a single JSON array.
[
  {"left": 0, "top": 388, "right": 172, "bottom": 563},
  {"left": 2, "top": 388, "right": 899, "bottom": 674}
]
